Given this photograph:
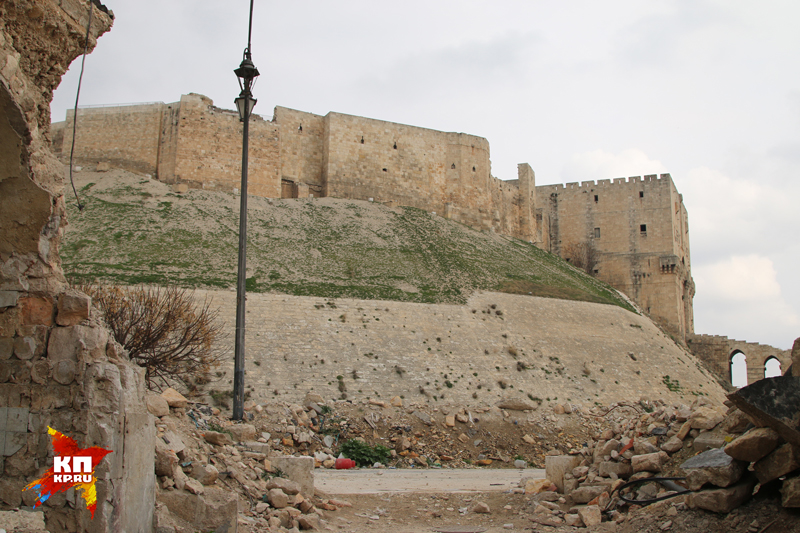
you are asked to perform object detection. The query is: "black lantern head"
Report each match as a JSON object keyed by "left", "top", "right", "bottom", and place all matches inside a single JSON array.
[{"left": 234, "top": 49, "right": 260, "bottom": 94}]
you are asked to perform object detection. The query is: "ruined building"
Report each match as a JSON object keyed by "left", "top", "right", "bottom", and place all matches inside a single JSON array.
[{"left": 52, "top": 93, "right": 694, "bottom": 342}]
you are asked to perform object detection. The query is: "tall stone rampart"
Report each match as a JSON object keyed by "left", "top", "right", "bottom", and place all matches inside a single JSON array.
[
  {"left": 537, "top": 174, "right": 694, "bottom": 343},
  {"left": 1, "top": 2, "right": 155, "bottom": 531},
  {"left": 59, "top": 102, "right": 165, "bottom": 175},
  {"left": 52, "top": 95, "right": 692, "bottom": 341},
  {"left": 198, "top": 290, "right": 726, "bottom": 408}
]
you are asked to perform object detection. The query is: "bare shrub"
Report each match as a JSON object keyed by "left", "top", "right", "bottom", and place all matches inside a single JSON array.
[
  {"left": 79, "top": 284, "right": 227, "bottom": 393},
  {"left": 562, "top": 242, "right": 599, "bottom": 275}
]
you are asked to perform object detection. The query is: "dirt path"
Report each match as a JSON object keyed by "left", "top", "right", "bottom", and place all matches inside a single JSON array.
[{"left": 315, "top": 468, "right": 545, "bottom": 494}]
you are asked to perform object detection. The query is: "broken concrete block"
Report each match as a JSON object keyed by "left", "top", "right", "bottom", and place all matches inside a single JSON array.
[
  {"left": 545, "top": 455, "right": 582, "bottom": 492},
  {"left": 570, "top": 484, "right": 610, "bottom": 504},
  {"left": 685, "top": 475, "right": 757, "bottom": 513},
  {"left": 522, "top": 478, "right": 555, "bottom": 494},
  {"left": 724, "top": 427, "right": 782, "bottom": 462},
  {"left": 154, "top": 439, "right": 179, "bottom": 477},
  {"left": 753, "top": 442, "right": 800, "bottom": 484},
  {"left": 680, "top": 447, "right": 746, "bottom": 490},
  {"left": 727, "top": 376, "right": 800, "bottom": 447}
]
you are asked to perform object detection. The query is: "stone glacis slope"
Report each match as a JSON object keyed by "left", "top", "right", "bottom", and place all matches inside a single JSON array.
[{"left": 59, "top": 168, "right": 726, "bottom": 409}]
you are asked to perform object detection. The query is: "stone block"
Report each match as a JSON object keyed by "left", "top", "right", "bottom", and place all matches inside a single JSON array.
[
  {"left": 792, "top": 337, "right": 799, "bottom": 377},
  {"left": 269, "top": 455, "right": 315, "bottom": 497},
  {"left": 599, "top": 460, "right": 632, "bottom": 479},
  {"left": 692, "top": 432, "right": 726, "bottom": 453},
  {"left": 13, "top": 336, "right": 35, "bottom": 360},
  {"left": 522, "top": 478, "right": 554, "bottom": 494},
  {"left": 155, "top": 438, "right": 178, "bottom": 477},
  {"left": 680, "top": 448, "right": 746, "bottom": 490},
  {"left": 496, "top": 398, "right": 536, "bottom": 411},
  {"left": 269, "top": 487, "right": 290, "bottom": 508},
  {"left": 724, "top": 427, "right": 782, "bottom": 462},
  {"left": 56, "top": 289, "right": 91, "bottom": 326},
  {"left": 545, "top": 455, "right": 581, "bottom": 492},
  {"left": 0, "top": 337, "right": 13, "bottom": 360},
  {"left": 52, "top": 359, "right": 77, "bottom": 385},
  {"left": 156, "top": 485, "right": 238, "bottom": 533},
  {"left": 570, "top": 484, "right": 610, "bottom": 504},
  {"left": 781, "top": 475, "right": 800, "bottom": 507},
  {"left": 685, "top": 475, "right": 757, "bottom": 513},
  {"left": 753, "top": 443, "right": 800, "bottom": 484},
  {"left": 660, "top": 436, "right": 683, "bottom": 453},
  {"left": 578, "top": 505, "right": 602, "bottom": 527},
  {"left": 0, "top": 509, "right": 46, "bottom": 530},
  {"left": 690, "top": 406, "right": 725, "bottom": 430},
  {"left": 146, "top": 393, "right": 170, "bottom": 417},
  {"left": 0, "top": 291, "right": 19, "bottom": 308},
  {"left": 203, "top": 431, "right": 232, "bottom": 446},
  {"left": 191, "top": 463, "right": 219, "bottom": 485},
  {"left": 722, "top": 408, "right": 753, "bottom": 434},
  {"left": 19, "top": 296, "right": 54, "bottom": 326},
  {"left": 727, "top": 376, "right": 800, "bottom": 447},
  {"left": 228, "top": 423, "right": 256, "bottom": 442},
  {"left": 161, "top": 387, "right": 188, "bottom": 408},
  {"left": 47, "top": 325, "right": 108, "bottom": 362},
  {"left": 632, "top": 452, "right": 663, "bottom": 473}
]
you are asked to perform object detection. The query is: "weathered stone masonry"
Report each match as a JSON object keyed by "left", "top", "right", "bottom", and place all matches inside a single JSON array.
[
  {"left": 53, "top": 94, "right": 693, "bottom": 342},
  {"left": 1, "top": 1, "right": 154, "bottom": 531}
]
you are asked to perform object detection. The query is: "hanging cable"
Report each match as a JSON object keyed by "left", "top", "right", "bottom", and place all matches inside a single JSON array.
[{"left": 68, "top": 1, "right": 95, "bottom": 212}]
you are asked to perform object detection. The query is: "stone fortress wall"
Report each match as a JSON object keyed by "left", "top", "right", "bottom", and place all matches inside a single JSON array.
[
  {"left": 537, "top": 175, "right": 694, "bottom": 343},
  {"left": 53, "top": 93, "right": 687, "bottom": 341}
]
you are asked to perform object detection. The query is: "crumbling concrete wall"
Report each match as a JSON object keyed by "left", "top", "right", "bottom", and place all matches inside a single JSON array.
[
  {"left": 687, "top": 334, "right": 792, "bottom": 388},
  {"left": 0, "top": 1, "right": 155, "bottom": 531}
]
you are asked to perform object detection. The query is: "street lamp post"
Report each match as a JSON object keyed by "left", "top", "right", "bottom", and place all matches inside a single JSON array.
[{"left": 232, "top": 0, "right": 259, "bottom": 421}]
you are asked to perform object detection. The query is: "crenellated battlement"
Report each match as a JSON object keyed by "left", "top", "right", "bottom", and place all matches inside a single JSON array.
[{"left": 543, "top": 173, "right": 672, "bottom": 192}]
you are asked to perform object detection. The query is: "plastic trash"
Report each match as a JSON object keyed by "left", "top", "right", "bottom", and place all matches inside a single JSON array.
[{"left": 335, "top": 458, "right": 356, "bottom": 469}]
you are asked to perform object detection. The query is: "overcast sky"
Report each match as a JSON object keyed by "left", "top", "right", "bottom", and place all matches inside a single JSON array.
[{"left": 51, "top": 1, "right": 800, "bottom": 354}]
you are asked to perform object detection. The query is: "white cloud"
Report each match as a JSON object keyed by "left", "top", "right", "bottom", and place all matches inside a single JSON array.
[
  {"left": 693, "top": 254, "right": 800, "bottom": 348},
  {"left": 694, "top": 254, "right": 780, "bottom": 302},
  {"left": 561, "top": 149, "right": 667, "bottom": 182}
]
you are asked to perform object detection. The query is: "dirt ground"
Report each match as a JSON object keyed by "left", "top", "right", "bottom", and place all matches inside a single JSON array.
[{"left": 314, "top": 486, "right": 799, "bottom": 533}]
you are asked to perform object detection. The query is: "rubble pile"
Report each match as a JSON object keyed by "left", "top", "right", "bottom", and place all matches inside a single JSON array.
[
  {"left": 149, "top": 389, "right": 354, "bottom": 532},
  {"left": 527, "top": 375, "right": 800, "bottom": 528}
]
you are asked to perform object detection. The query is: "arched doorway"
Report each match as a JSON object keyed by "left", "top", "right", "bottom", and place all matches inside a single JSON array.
[
  {"left": 764, "top": 357, "right": 782, "bottom": 378},
  {"left": 730, "top": 351, "right": 748, "bottom": 388}
]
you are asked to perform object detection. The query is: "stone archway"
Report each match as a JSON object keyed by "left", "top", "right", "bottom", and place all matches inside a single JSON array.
[
  {"left": 764, "top": 356, "right": 782, "bottom": 378},
  {"left": 730, "top": 350, "right": 748, "bottom": 388}
]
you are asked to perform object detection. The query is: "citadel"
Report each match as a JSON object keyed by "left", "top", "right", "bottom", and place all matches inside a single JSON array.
[{"left": 54, "top": 93, "right": 694, "bottom": 343}]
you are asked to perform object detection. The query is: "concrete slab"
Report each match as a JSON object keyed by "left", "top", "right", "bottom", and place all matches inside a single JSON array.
[{"left": 315, "top": 468, "right": 545, "bottom": 494}]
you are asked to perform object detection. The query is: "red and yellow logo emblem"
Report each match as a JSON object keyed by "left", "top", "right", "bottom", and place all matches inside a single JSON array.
[{"left": 24, "top": 427, "right": 112, "bottom": 518}]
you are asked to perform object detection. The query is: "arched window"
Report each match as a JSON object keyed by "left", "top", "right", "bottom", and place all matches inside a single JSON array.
[
  {"left": 764, "top": 357, "right": 782, "bottom": 378},
  {"left": 730, "top": 351, "right": 748, "bottom": 388}
]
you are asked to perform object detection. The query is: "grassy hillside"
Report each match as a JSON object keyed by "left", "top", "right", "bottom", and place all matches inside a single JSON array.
[{"left": 61, "top": 170, "right": 634, "bottom": 312}]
